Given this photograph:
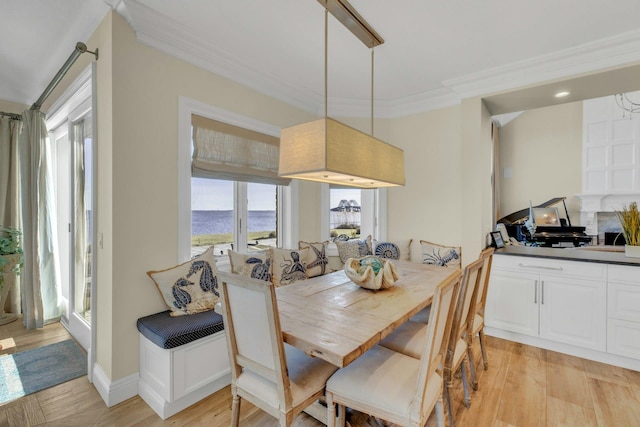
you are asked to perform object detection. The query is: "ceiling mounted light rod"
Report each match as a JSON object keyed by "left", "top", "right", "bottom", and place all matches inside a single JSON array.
[{"left": 317, "top": 0, "right": 384, "bottom": 48}]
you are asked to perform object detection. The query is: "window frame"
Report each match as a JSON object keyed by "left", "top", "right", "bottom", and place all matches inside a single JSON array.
[{"left": 178, "top": 97, "right": 298, "bottom": 262}]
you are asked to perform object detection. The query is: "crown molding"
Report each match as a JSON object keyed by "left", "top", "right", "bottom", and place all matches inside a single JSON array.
[
  {"left": 117, "top": 1, "right": 640, "bottom": 119},
  {"left": 444, "top": 29, "right": 640, "bottom": 99}
]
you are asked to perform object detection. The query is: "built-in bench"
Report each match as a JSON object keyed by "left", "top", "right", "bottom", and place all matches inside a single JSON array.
[{"left": 137, "top": 309, "right": 230, "bottom": 419}]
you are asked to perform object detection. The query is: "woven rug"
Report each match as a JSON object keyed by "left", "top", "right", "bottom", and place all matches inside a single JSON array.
[{"left": 0, "top": 339, "right": 87, "bottom": 404}]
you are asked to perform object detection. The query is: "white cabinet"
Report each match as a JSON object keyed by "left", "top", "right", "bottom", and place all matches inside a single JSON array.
[
  {"left": 486, "top": 255, "right": 607, "bottom": 352},
  {"left": 607, "top": 265, "right": 640, "bottom": 359}
]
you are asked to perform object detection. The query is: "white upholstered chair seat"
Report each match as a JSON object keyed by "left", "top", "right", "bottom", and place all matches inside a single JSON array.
[
  {"left": 236, "top": 344, "right": 337, "bottom": 410},
  {"left": 326, "top": 345, "right": 442, "bottom": 424},
  {"left": 378, "top": 321, "right": 428, "bottom": 359}
]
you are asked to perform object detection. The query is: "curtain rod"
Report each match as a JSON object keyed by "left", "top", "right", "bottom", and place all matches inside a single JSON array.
[
  {"left": 31, "top": 42, "right": 98, "bottom": 111},
  {"left": 0, "top": 111, "right": 22, "bottom": 121}
]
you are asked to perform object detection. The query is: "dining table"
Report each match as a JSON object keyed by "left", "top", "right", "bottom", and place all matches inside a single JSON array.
[{"left": 276, "top": 260, "right": 460, "bottom": 368}]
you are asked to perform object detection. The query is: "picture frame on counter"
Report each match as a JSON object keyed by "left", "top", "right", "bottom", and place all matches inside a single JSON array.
[{"left": 490, "top": 231, "right": 505, "bottom": 248}]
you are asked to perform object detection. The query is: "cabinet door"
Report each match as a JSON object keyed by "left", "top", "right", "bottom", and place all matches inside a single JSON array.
[
  {"left": 538, "top": 275, "right": 606, "bottom": 352},
  {"left": 485, "top": 270, "right": 539, "bottom": 336}
]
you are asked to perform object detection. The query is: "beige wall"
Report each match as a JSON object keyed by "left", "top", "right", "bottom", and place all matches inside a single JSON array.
[
  {"left": 386, "top": 106, "right": 463, "bottom": 261},
  {"left": 499, "top": 102, "right": 583, "bottom": 225},
  {"left": 0, "top": 99, "right": 28, "bottom": 113}
]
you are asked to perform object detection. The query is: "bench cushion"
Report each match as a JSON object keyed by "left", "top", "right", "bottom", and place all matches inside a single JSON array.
[{"left": 137, "top": 309, "right": 224, "bottom": 349}]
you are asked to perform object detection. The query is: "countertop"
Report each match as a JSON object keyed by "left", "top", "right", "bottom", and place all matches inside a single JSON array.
[{"left": 495, "top": 245, "right": 640, "bottom": 266}]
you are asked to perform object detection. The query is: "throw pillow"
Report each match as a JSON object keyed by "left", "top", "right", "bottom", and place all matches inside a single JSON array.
[
  {"left": 420, "top": 240, "right": 462, "bottom": 268},
  {"left": 298, "top": 240, "right": 330, "bottom": 277},
  {"left": 228, "top": 249, "right": 272, "bottom": 282},
  {"left": 271, "top": 247, "right": 309, "bottom": 287},
  {"left": 335, "top": 234, "right": 373, "bottom": 264},
  {"left": 373, "top": 239, "right": 412, "bottom": 261},
  {"left": 147, "top": 246, "right": 219, "bottom": 317}
]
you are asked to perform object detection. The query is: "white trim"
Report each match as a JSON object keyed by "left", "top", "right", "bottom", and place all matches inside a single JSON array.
[
  {"left": 46, "top": 66, "right": 92, "bottom": 131},
  {"left": 485, "top": 326, "right": 640, "bottom": 372},
  {"left": 92, "top": 363, "right": 139, "bottom": 407}
]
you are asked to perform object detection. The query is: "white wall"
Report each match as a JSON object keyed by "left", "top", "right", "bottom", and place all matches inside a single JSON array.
[{"left": 498, "top": 102, "right": 583, "bottom": 225}]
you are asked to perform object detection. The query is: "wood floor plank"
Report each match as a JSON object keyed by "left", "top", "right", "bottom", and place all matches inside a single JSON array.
[
  {"left": 588, "top": 376, "right": 640, "bottom": 427},
  {"left": 546, "top": 357, "right": 592, "bottom": 408},
  {"left": 494, "top": 350, "right": 547, "bottom": 427},
  {"left": 547, "top": 396, "right": 598, "bottom": 427}
]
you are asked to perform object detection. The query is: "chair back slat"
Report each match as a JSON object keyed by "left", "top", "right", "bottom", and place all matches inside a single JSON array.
[
  {"left": 475, "top": 247, "right": 495, "bottom": 318},
  {"left": 412, "top": 270, "right": 461, "bottom": 421},
  {"left": 217, "top": 272, "right": 291, "bottom": 406}
]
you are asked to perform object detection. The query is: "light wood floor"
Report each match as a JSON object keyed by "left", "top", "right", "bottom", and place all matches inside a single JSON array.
[{"left": 1, "top": 325, "right": 640, "bottom": 426}]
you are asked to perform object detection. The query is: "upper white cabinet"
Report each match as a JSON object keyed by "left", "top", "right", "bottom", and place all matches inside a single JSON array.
[{"left": 486, "top": 255, "right": 607, "bottom": 352}]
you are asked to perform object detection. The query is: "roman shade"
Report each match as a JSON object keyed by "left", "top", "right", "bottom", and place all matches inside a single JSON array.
[{"left": 191, "top": 114, "right": 290, "bottom": 186}]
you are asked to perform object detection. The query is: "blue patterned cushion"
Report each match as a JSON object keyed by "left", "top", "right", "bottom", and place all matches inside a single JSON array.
[
  {"left": 420, "top": 240, "right": 461, "bottom": 268},
  {"left": 335, "top": 235, "right": 373, "bottom": 264},
  {"left": 147, "top": 246, "right": 219, "bottom": 317},
  {"left": 228, "top": 249, "right": 272, "bottom": 282},
  {"left": 373, "top": 239, "right": 412, "bottom": 261},
  {"left": 298, "top": 241, "right": 330, "bottom": 277},
  {"left": 137, "top": 309, "right": 224, "bottom": 349},
  {"left": 271, "top": 247, "right": 308, "bottom": 286}
]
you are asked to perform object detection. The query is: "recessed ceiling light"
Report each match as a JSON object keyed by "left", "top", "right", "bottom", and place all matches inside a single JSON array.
[{"left": 555, "top": 91, "right": 570, "bottom": 98}]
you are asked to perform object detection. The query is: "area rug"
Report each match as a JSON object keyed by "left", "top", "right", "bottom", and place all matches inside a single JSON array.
[{"left": 0, "top": 339, "right": 86, "bottom": 404}]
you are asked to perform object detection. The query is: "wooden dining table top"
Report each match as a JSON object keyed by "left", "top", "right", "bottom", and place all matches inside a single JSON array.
[{"left": 276, "top": 260, "right": 460, "bottom": 368}]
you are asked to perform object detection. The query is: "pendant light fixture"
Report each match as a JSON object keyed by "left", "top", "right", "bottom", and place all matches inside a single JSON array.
[{"left": 278, "top": 0, "right": 405, "bottom": 189}]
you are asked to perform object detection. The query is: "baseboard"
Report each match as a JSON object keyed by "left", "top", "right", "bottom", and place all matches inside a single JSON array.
[
  {"left": 139, "top": 373, "right": 231, "bottom": 419},
  {"left": 92, "top": 363, "right": 139, "bottom": 407},
  {"left": 485, "top": 327, "right": 640, "bottom": 372}
]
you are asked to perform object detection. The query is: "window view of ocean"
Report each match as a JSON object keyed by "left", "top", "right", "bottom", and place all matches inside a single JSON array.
[{"left": 192, "top": 210, "right": 276, "bottom": 235}]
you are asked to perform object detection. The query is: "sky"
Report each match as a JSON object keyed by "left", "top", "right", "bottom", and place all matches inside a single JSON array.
[{"left": 191, "top": 178, "right": 361, "bottom": 210}]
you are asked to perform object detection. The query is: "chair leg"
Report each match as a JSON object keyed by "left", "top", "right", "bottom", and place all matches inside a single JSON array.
[
  {"left": 435, "top": 394, "right": 446, "bottom": 427},
  {"left": 479, "top": 330, "right": 489, "bottom": 370},
  {"left": 460, "top": 359, "right": 471, "bottom": 408},
  {"left": 337, "top": 404, "right": 346, "bottom": 427},
  {"left": 444, "top": 382, "right": 455, "bottom": 427},
  {"left": 467, "top": 344, "right": 478, "bottom": 391},
  {"left": 327, "top": 393, "right": 337, "bottom": 427},
  {"left": 230, "top": 393, "right": 241, "bottom": 427}
]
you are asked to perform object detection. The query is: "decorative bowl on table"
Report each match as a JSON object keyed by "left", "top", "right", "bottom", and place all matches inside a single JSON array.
[{"left": 344, "top": 255, "right": 399, "bottom": 290}]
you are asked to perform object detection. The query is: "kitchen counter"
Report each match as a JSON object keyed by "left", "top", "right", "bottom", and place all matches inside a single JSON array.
[{"left": 495, "top": 245, "right": 640, "bottom": 266}]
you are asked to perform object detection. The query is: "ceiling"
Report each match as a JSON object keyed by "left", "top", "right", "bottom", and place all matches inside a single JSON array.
[{"left": 3, "top": 0, "right": 640, "bottom": 117}]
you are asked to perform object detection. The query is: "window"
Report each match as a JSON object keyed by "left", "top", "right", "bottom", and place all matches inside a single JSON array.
[
  {"left": 178, "top": 97, "right": 298, "bottom": 263},
  {"left": 327, "top": 186, "right": 383, "bottom": 241}
]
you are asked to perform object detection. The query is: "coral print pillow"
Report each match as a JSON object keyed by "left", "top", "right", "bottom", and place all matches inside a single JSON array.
[
  {"left": 228, "top": 249, "right": 272, "bottom": 282},
  {"left": 373, "top": 239, "right": 412, "bottom": 261},
  {"left": 147, "top": 246, "right": 219, "bottom": 317},
  {"left": 271, "top": 247, "right": 309, "bottom": 287},
  {"left": 420, "top": 240, "right": 461, "bottom": 268},
  {"left": 298, "top": 240, "right": 330, "bottom": 278},
  {"left": 335, "top": 235, "right": 373, "bottom": 264}
]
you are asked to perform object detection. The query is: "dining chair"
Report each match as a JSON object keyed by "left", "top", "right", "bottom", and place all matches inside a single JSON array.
[
  {"left": 216, "top": 271, "right": 338, "bottom": 427},
  {"left": 377, "top": 256, "right": 485, "bottom": 427},
  {"left": 467, "top": 247, "right": 494, "bottom": 390},
  {"left": 325, "top": 270, "right": 461, "bottom": 427}
]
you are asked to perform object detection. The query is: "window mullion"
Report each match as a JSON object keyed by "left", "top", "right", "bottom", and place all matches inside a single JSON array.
[{"left": 235, "top": 181, "right": 248, "bottom": 252}]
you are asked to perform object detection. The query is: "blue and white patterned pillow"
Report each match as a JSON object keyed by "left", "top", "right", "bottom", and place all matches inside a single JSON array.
[
  {"left": 271, "top": 247, "right": 309, "bottom": 287},
  {"left": 298, "top": 240, "right": 330, "bottom": 277},
  {"left": 420, "top": 240, "right": 461, "bottom": 268},
  {"left": 373, "top": 239, "right": 412, "bottom": 261},
  {"left": 147, "top": 246, "right": 219, "bottom": 316},
  {"left": 335, "top": 235, "right": 373, "bottom": 264},
  {"left": 228, "top": 249, "right": 272, "bottom": 282}
]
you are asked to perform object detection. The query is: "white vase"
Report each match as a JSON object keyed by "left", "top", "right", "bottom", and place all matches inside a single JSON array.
[
  {"left": 624, "top": 245, "right": 640, "bottom": 258},
  {"left": 0, "top": 253, "right": 20, "bottom": 325}
]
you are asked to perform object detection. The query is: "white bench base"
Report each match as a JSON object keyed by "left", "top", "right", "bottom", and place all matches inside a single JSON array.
[{"left": 138, "top": 330, "right": 231, "bottom": 419}]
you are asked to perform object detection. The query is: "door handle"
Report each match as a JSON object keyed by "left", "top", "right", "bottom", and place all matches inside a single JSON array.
[
  {"left": 541, "top": 280, "right": 544, "bottom": 304},
  {"left": 534, "top": 280, "right": 538, "bottom": 304}
]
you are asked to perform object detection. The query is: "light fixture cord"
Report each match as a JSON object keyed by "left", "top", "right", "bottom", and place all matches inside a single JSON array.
[
  {"left": 325, "top": 8, "right": 328, "bottom": 118},
  {"left": 371, "top": 48, "right": 374, "bottom": 135}
]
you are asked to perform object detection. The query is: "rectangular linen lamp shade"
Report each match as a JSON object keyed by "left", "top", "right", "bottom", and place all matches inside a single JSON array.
[{"left": 279, "top": 117, "right": 405, "bottom": 188}]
